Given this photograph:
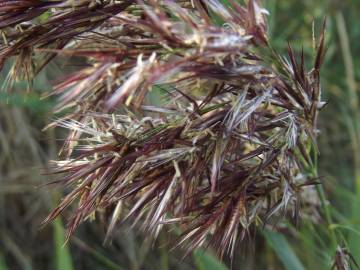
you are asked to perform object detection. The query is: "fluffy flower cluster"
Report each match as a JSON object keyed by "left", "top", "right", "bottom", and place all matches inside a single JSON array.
[{"left": 0, "top": 0, "right": 325, "bottom": 257}]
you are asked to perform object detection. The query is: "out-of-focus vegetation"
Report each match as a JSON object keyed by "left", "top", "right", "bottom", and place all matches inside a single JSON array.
[{"left": 0, "top": 0, "right": 359, "bottom": 269}]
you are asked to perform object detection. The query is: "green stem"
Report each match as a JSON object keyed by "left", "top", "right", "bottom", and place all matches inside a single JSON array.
[{"left": 312, "top": 150, "right": 338, "bottom": 250}]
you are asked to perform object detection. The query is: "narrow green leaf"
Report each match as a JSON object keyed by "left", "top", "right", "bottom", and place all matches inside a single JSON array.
[
  {"left": 53, "top": 218, "right": 74, "bottom": 270},
  {"left": 193, "top": 249, "right": 228, "bottom": 270},
  {"left": 0, "top": 252, "right": 8, "bottom": 270},
  {"left": 264, "top": 230, "right": 305, "bottom": 270},
  {"left": 71, "top": 237, "right": 126, "bottom": 270},
  {"left": 0, "top": 92, "right": 52, "bottom": 112},
  {"left": 350, "top": 195, "right": 360, "bottom": 263}
]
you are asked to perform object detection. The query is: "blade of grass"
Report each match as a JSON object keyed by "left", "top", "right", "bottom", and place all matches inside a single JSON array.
[
  {"left": 336, "top": 11, "right": 360, "bottom": 262},
  {"left": 193, "top": 249, "right": 228, "bottom": 270},
  {"left": 0, "top": 252, "right": 8, "bottom": 270},
  {"left": 263, "top": 230, "right": 305, "bottom": 270},
  {"left": 0, "top": 92, "right": 52, "bottom": 113},
  {"left": 0, "top": 232, "right": 32, "bottom": 270},
  {"left": 53, "top": 218, "right": 74, "bottom": 270},
  {"left": 266, "top": 0, "right": 277, "bottom": 38},
  {"left": 71, "top": 237, "right": 126, "bottom": 270},
  {"left": 159, "top": 234, "right": 169, "bottom": 270}
]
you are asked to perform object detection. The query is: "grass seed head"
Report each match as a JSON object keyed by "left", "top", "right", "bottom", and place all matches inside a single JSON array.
[{"left": 0, "top": 0, "right": 326, "bottom": 258}]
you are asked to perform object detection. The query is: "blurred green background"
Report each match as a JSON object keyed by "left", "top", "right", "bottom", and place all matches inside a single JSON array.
[{"left": 0, "top": 0, "right": 359, "bottom": 269}]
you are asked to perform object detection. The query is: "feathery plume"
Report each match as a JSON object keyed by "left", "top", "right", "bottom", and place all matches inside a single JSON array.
[{"left": 0, "top": 0, "right": 326, "bottom": 258}]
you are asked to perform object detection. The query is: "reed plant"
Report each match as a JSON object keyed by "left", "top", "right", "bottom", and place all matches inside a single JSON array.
[{"left": 1, "top": 1, "right": 356, "bottom": 268}]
